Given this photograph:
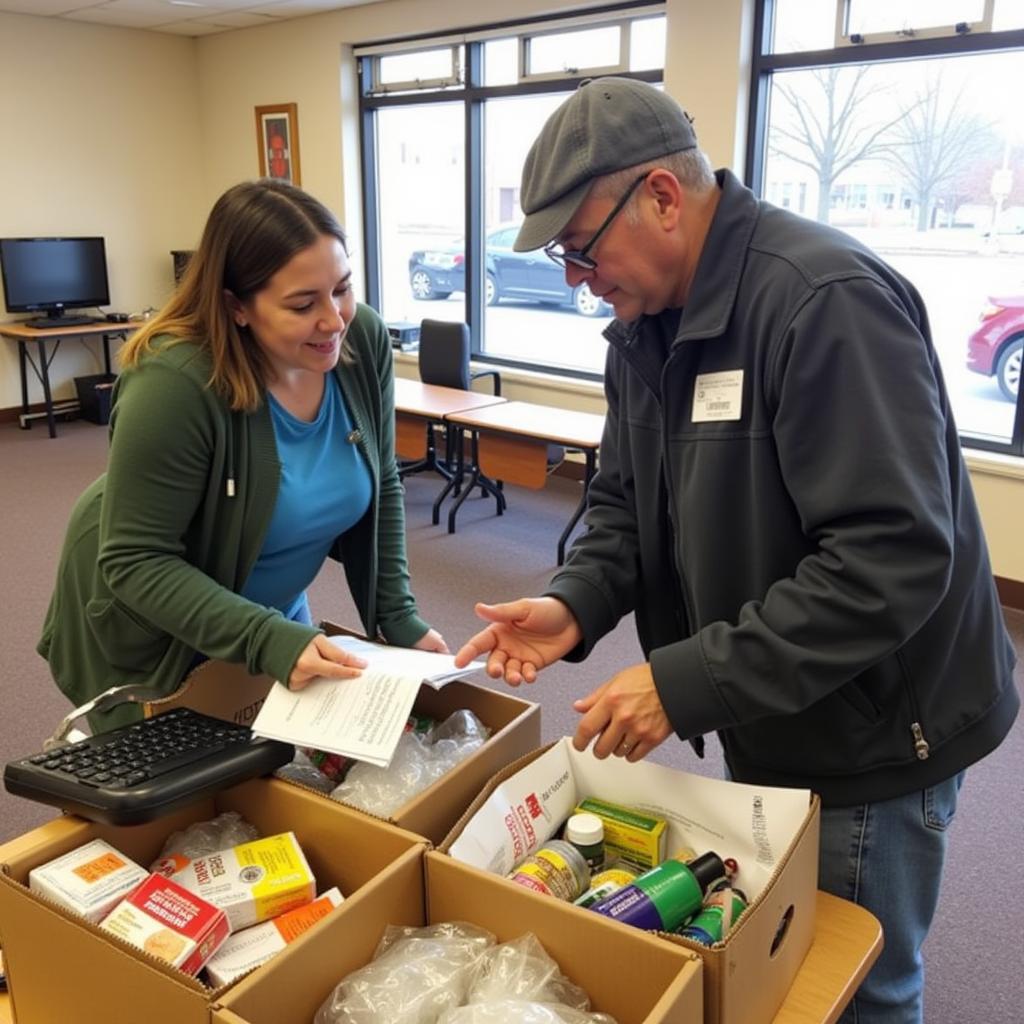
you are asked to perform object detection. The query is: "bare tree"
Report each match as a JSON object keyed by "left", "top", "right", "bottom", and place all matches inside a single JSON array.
[
  {"left": 885, "top": 73, "right": 994, "bottom": 231},
  {"left": 769, "top": 66, "right": 908, "bottom": 222}
]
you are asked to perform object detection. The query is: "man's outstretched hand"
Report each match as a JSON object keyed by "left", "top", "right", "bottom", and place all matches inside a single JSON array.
[{"left": 454, "top": 597, "right": 582, "bottom": 685}]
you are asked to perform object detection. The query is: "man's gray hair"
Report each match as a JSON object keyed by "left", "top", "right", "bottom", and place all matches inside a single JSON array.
[{"left": 588, "top": 149, "right": 716, "bottom": 221}]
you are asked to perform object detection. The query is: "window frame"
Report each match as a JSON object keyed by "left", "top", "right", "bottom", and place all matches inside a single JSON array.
[
  {"left": 746, "top": 0, "right": 1024, "bottom": 456},
  {"left": 357, "top": 2, "right": 664, "bottom": 383}
]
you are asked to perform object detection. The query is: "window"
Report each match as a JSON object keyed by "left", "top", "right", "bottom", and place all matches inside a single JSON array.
[
  {"left": 358, "top": 5, "right": 666, "bottom": 380},
  {"left": 749, "top": 1, "right": 1024, "bottom": 455}
]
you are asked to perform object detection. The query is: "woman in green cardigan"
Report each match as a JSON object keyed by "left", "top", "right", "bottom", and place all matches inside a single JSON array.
[{"left": 38, "top": 179, "right": 446, "bottom": 730}]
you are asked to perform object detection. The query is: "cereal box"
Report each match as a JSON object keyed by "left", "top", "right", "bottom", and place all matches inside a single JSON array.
[
  {"left": 170, "top": 832, "right": 315, "bottom": 931},
  {"left": 28, "top": 839, "right": 149, "bottom": 923},
  {"left": 99, "top": 873, "right": 230, "bottom": 976}
]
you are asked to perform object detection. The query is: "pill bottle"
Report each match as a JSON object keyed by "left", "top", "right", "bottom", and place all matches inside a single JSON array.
[
  {"left": 564, "top": 812, "right": 605, "bottom": 872},
  {"left": 676, "top": 886, "right": 749, "bottom": 945},
  {"left": 573, "top": 862, "right": 640, "bottom": 909},
  {"left": 588, "top": 851, "right": 728, "bottom": 932},
  {"left": 507, "top": 840, "right": 590, "bottom": 901}
]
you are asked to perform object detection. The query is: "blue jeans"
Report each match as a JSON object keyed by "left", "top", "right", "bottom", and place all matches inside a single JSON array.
[{"left": 817, "top": 773, "right": 965, "bottom": 1024}]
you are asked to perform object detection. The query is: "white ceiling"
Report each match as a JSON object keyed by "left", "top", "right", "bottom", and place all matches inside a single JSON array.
[{"left": 0, "top": 0, "right": 388, "bottom": 37}]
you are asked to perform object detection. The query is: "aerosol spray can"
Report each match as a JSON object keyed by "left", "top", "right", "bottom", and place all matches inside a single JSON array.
[
  {"left": 588, "top": 851, "right": 728, "bottom": 932},
  {"left": 676, "top": 885, "right": 749, "bottom": 945}
]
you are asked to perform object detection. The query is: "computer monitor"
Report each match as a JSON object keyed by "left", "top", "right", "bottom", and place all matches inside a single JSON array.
[{"left": 0, "top": 237, "right": 110, "bottom": 321}]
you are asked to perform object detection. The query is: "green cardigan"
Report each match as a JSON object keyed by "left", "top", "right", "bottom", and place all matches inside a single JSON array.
[{"left": 38, "top": 303, "right": 429, "bottom": 728}]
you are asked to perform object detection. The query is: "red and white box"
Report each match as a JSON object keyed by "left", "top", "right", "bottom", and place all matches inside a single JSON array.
[{"left": 99, "top": 873, "right": 230, "bottom": 976}]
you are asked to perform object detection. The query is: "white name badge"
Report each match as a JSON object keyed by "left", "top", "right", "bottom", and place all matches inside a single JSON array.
[{"left": 692, "top": 370, "right": 744, "bottom": 422}]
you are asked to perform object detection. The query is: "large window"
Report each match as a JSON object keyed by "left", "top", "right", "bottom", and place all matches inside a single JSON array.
[
  {"left": 749, "top": 0, "right": 1024, "bottom": 455},
  {"left": 358, "top": 5, "right": 666, "bottom": 380}
]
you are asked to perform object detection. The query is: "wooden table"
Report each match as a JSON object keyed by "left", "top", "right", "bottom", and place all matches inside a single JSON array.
[
  {"left": 773, "top": 891, "right": 882, "bottom": 1023},
  {"left": 0, "top": 320, "right": 135, "bottom": 438},
  {"left": 0, "top": 890, "right": 880, "bottom": 1024},
  {"left": 393, "top": 377, "right": 508, "bottom": 525},
  {"left": 445, "top": 400, "right": 605, "bottom": 564}
]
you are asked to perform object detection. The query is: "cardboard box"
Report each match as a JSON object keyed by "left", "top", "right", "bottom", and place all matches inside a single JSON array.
[
  {"left": 0, "top": 777, "right": 425, "bottom": 1024},
  {"left": 146, "top": 622, "right": 542, "bottom": 846},
  {"left": 440, "top": 739, "right": 820, "bottom": 1024},
  {"left": 213, "top": 847, "right": 703, "bottom": 1024}
]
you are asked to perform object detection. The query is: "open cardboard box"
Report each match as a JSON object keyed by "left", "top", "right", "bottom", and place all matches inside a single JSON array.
[
  {"left": 146, "top": 622, "right": 541, "bottom": 845},
  {"left": 439, "top": 739, "right": 820, "bottom": 1024},
  {"left": 213, "top": 846, "right": 703, "bottom": 1024},
  {"left": 0, "top": 777, "right": 425, "bottom": 1024}
]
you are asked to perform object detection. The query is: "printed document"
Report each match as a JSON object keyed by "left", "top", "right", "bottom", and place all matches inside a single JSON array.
[{"left": 251, "top": 636, "right": 483, "bottom": 767}]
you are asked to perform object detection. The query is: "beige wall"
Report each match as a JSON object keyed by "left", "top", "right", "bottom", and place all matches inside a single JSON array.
[
  {"left": 0, "top": 12, "right": 205, "bottom": 409},
  {"left": 2, "top": 0, "right": 1022, "bottom": 581}
]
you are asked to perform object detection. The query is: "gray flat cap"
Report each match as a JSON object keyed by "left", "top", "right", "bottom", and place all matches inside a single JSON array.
[{"left": 514, "top": 77, "right": 697, "bottom": 252}]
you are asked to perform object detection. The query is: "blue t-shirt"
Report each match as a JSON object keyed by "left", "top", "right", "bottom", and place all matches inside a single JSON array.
[{"left": 241, "top": 375, "right": 372, "bottom": 620}]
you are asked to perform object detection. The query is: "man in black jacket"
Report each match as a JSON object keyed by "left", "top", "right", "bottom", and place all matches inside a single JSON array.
[{"left": 455, "top": 78, "right": 1018, "bottom": 1024}]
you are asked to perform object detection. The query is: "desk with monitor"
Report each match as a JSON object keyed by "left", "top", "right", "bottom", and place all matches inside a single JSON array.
[{"left": 0, "top": 321, "right": 136, "bottom": 438}]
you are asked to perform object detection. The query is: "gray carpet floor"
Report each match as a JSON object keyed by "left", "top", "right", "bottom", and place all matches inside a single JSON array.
[{"left": 1, "top": 417, "right": 1021, "bottom": 1022}]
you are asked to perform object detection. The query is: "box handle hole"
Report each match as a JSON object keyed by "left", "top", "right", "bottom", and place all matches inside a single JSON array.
[{"left": 769, "top": 904, "right": 794, "bottom": 958}]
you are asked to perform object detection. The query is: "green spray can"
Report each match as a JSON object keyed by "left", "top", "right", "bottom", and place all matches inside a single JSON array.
[
  {"left": 676, "top": 885, "right": 749, "bottom": 945},
  {"left": 588, "top": 851, "right": 727, "bottom": 932}
]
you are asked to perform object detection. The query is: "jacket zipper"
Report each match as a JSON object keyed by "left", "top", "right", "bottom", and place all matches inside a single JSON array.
[{"left": 910, "top": 722, "right": 930, "bottom": 760}]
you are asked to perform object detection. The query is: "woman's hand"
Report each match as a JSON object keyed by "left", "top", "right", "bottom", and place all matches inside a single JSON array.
[
  {"left": 413, "top": 627, "right": 449, "bottom": 654},
  {"left": 288, "top": 634, "right": 368, "bottom": 690}
]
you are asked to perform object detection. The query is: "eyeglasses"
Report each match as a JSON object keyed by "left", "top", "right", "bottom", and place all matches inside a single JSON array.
[{"left": 544, "top": 173, "right": 649, "bottom": 271}]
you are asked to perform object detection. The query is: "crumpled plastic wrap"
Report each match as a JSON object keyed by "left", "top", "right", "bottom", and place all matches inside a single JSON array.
[
  {"left": 438, "top": 1004, "right": 618, "bottom": 1024},
  {"left": 150, "top": 811, "right": 258, "bottom": 872},
  {"left": 274, "top": 747, "right": 337, "bottom": 794},
  {"left": 330, "top": 710, "right": 491, "bottom": 817},
  {"left": 464, "top": 934, "right": 590, "bottom": 1009},
  {"left": 314, "top": 922, "right": 495, "bottom": 1024},
  {"left": 314, "top": 924, "right": 618, "bottom": 1024}
]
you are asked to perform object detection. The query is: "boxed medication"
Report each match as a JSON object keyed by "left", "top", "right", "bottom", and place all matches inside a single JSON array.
[
  {"left": 0, "top": 778, "right": 426, "bottom": 1024},
  {"left": 100, "top": 873, "right": 230, "bottom": 976},
  {"left": 170, "top": 831, "right": 315, "bottom": 931},
  {"left": 28, "top": 838, "right": 148, "bottom": 923},
  {"left": 204, "top": 887, "right": 344, "bottom": 987}
]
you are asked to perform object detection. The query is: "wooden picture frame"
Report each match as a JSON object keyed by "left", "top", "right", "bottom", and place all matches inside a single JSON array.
[{"left": 255, "top": 103, "right": 301, "bottom": 186}]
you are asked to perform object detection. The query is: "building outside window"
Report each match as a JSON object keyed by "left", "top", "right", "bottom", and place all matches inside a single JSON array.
[
  {"left": 749, "top": 0, "right": 1024, "bottom": 455},
  {"left": 357, "top": 5, "right": 666, "bottom": 380}
]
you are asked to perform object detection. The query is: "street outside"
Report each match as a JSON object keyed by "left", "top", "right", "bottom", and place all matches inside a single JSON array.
[{"left": 381, "top": 228, "right": 1023, "bottom": 442}]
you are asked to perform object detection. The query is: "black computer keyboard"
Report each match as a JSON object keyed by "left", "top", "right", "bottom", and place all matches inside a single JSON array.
[
  {"left": 27, "top": 315, "right": 101, "bottom": 328},
  {"left": 3, "top": 707, "right": 294, "bottom": 826}
]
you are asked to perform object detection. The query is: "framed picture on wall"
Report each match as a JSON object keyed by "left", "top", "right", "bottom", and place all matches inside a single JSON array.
[{"left": 255, "top": 103, "right": 301, "bottom": 186}]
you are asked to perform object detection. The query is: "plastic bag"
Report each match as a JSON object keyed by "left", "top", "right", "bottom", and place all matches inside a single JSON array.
[
  {"left": 150, "top": 811, "right": 258, "bottom": 874},
  {"left": 314, "top": 922, "right": 495, "bottom": 1024},
  {"left": 331, "top": 710, "right": 491, "bottom": 817},
  {"left": 465, "top": 934, "right": 590, "bottom": 1010},
  {"left": 274, "top": 748, "right": 337, "bottom": 794},
  {"left": 439, "top": 1004, "right": 618, "bottom": 1024}
]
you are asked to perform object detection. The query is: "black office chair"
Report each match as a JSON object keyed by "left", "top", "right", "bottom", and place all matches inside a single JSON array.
[{"left": 399, "top": 319, "right": 504, "bottom": 521}]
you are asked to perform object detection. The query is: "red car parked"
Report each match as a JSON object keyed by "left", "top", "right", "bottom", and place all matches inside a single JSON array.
[{"left": 966, "top": 294, "right": 1023, "bottom": 402}]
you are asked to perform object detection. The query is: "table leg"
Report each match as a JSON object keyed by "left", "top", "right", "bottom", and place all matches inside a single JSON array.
[
  {"left": 557, "top": 449, "right": 597, "bottom": 566},
  {"left": 17, "top": 340, "right": 30, "bottom": 428},
  {"left": 36, "top": 338, "right": 58, "bottom": 439},
  {"left": 102, "top": 333, "right": 113, "bottom": 375}
]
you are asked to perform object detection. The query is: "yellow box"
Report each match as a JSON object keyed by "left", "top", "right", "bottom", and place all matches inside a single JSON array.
[
  {"left": 574, "top": 796, "right": 667, "bottom": 870},
  {"left": 169, "top": 832, "right": 315, "bottom": 931}
]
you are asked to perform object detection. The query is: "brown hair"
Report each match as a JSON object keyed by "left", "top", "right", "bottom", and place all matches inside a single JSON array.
[{"left": 120, "top": 179, "right": 348, "bottom": 412}]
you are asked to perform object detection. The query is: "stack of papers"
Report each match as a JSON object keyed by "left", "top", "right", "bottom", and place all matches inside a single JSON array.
[{"left": 251, "top": 636, "right": 483, "bottom": 767}]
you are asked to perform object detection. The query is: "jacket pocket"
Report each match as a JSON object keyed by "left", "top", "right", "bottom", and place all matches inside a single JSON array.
[{"left": 86, "top": 598, "right": 168, "bottom": 672}]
